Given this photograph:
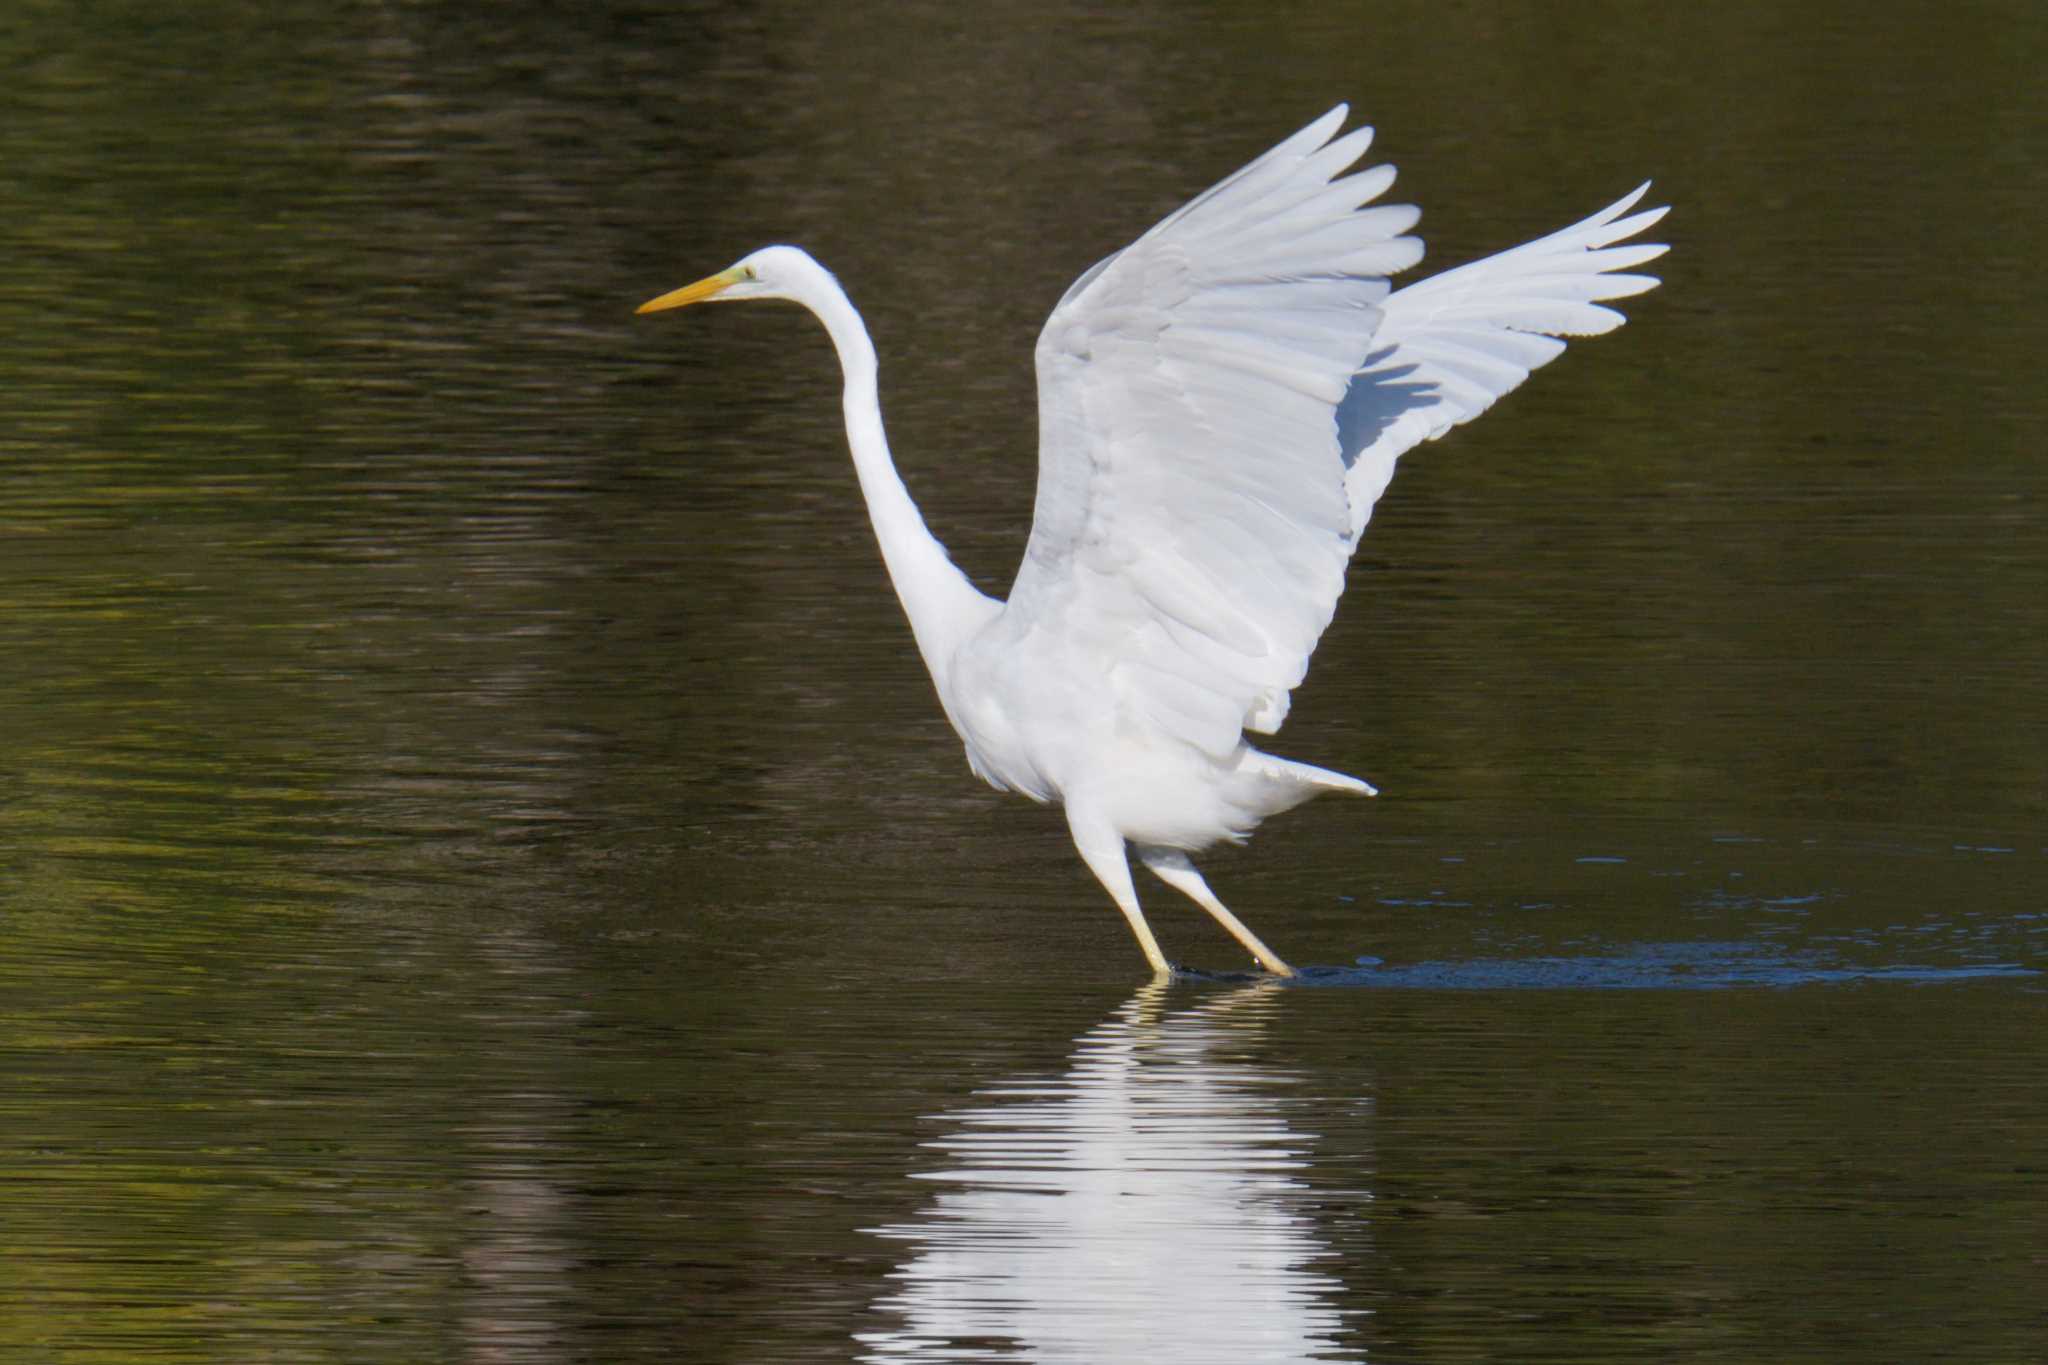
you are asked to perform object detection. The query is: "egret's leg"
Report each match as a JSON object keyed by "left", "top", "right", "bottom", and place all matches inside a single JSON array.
[
  {"left": 1139, "top": 848, "right": 1297, "bottom": 978},
  {"left": 1066, "top": 810, "right": 1172, "bottom": 977}
]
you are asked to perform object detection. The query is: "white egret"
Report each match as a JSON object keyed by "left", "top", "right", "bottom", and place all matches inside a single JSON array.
[{"left": 639, "top": 106, "right": 1666, "bottom": 978}]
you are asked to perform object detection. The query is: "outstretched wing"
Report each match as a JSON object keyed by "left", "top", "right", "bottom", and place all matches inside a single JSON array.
[
  {"left": 1336, "top": 185, "right": 1668, "bottom": 533},
  {"left": 1003, "top": 108, "right": 1665, "bottom": 759}
]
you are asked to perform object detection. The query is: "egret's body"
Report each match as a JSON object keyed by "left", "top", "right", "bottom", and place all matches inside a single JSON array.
[{"left": 640, "top": 108, "right": 1667, "bottom": 977}]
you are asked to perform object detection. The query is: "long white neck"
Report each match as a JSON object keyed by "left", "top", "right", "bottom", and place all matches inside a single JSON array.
[{"left": 792, "top": 261, "right": 998, "bottom": 688}]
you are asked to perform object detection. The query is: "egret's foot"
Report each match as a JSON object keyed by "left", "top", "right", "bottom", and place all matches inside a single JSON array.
[
  {"left": 1158, "top": 951, "right": 1306, "bottom": 982},
  {"left": 1165, "top": 962, "right": 1267, "bottom": 984}
]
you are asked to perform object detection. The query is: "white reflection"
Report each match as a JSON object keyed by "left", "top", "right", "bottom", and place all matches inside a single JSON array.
[{"left": 857, "top": 983, "right": 1366, "bottom": 1362}]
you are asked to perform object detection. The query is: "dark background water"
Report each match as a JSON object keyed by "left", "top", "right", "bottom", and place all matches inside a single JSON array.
[{"left": 2, "top": 2, "right": 2043, "bottom": 1361}]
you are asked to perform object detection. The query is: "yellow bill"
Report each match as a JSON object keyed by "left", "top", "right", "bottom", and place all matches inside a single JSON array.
[{"left": 636, "top": 266, "right": 745, "bottom": 314}]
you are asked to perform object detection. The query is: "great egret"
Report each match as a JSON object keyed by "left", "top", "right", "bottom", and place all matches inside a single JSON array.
[{"left": 639, "top": 106, "right": 1666, "bottom": 978}]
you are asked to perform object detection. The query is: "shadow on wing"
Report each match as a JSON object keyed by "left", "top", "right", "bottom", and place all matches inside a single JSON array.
[{"left": 1335, "top": 348, "right": 1438, "bottom": 470}]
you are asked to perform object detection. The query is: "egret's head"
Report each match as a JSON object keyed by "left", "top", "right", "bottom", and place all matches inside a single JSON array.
[{"left": 636, "top": 245, "right": 817, "bottom": 313}]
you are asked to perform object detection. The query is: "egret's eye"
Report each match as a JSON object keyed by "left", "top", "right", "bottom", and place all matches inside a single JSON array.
[{"left": 743, "top": 265, "right": 758, "bottom": 280}]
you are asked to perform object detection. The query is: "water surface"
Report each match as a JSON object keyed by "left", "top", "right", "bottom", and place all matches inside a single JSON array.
[{"left": 3, "top": 2, "right": 2044, "bottom": 1361}]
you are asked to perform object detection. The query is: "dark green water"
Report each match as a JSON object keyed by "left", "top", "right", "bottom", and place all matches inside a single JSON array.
[{"left": 3, "top": 2, "right": 2043, "bottom": 1361}]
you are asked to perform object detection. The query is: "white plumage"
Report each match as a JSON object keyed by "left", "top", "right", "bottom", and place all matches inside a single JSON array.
[{"left": 639, "top": 106, "right": 1668, "bottom": 977}]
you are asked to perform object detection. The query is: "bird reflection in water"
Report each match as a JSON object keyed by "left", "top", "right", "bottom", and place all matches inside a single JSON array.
[{"left": 856, "top": 984, "right": 1367, "bottom": 1362}]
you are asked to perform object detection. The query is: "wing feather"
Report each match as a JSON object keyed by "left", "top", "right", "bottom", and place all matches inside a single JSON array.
[
  {"left": 1338, "top": 184, "right": 1668, "bottom": 539},
  {"left": 1001, "top": 110, "right": 1666, "bottom": 760}
]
